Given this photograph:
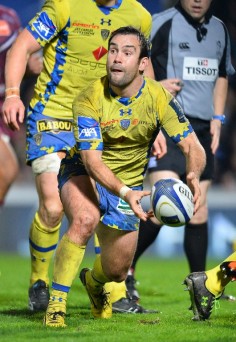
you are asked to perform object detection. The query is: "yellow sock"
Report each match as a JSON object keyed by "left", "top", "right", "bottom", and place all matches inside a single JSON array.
[
  {"left": 29, "top": 212, "right": 60, "bottom": 286},
  {"left": 53, "top": 234, "right": 86, "bottom": 289},
  {"left": 94, "top": 233, "right": 101, "bottom": 255},
  {"left": 105, "top": 281, "right": 127, "bottom": 303},
  {"left": 94, "top": 234, "right": 126, "bottom": 302},
  {"left": 48, "top": 289, "right": 68, "bottom": 313},
  {"left": 85, "top": 256, "right": 111, "bottom": 294},
  {"left": 206, "top": 251, "right": 236, "bottom": 296}
]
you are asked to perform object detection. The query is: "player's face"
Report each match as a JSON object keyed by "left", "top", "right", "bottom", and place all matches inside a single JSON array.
[
  {"left": 180, "top": 0, "right": 212, "bottom": 22},
  {"left": 106, "top": 34, "right": 147, "bottom": 90}
]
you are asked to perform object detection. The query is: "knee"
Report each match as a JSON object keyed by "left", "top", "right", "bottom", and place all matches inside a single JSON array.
[
  {"left": 39, "top": 201, "right": 64, "bottom": 227},
  {"left": 68, "top": 212, "right": 100, "bottom": 244},
  {"left": 105, "top": 265, "right": 129, "bottom": 283}
]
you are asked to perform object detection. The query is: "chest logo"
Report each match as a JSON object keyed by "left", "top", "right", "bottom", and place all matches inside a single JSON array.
[
  {"left": 101, "top": 29, "right": 110, "bottom": 41},
  {"left": 120, "top": 119, "right": 130, "bottom": 131}
]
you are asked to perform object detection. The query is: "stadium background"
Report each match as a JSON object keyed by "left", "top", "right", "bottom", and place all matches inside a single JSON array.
[{"left": 1, "top": 0, "right": 236, "bottom": 260}]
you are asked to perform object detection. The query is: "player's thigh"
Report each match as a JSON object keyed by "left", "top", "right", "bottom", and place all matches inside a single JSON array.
[
  {"left": 96, "top": 222, "right": 138, "bottom": 273},
  {"left": 61, "top": 175, "right": 100, "bottom": 231}
]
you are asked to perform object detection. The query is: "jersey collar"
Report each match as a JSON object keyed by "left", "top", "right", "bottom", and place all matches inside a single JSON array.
[
  {"left": 109, "top": 79, "right": 146, "bottom": 106},
  {"left": 94, "top": 0, "right": 122, "bottom": 15}
]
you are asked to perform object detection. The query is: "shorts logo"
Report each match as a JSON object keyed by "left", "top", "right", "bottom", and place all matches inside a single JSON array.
[
  {"left": 120, "top": 119, "right": 130, "bottom": 131},
  {"left": 117, "top": 198, "right": 133, "bottom": 216},
  {"left": 34, "top": 133, "right": 42, "bottom": 146},
  {"left": 37, "top": 119, "right": 72, "bottom": 133}
]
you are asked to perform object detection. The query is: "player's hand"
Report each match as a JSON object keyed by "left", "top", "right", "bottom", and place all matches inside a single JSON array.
[
  {"left": 152, "top": 130, "right": 167, "bottom": 159},
  {"left": 2, "top": 97, "right": 25, "bottom": 131},
  {"left": 186, "top": 172, "right": 201, "bottom": 213},
  {"left": 210, "top": 119, "right": 221, "bottom": 154},
  {"left": 160, "top": 78, "right": 183, "bottom": 96},
  {"left": 125, "top": 190, "right": 153, "bottom": 221}
]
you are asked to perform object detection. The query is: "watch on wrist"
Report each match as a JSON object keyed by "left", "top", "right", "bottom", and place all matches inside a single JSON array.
[{"left": 212, "top": 114, "right": 225, "bottom": 125}]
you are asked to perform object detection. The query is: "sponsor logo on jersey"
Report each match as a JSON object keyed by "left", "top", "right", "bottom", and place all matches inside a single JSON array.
[
  {"left": 100, "top": 18, "right": 112, "bottom": 26},
  {"left": 101, "top": 119, "right": 119, "bottom": 127},
  {"left": 169, "top": 98, "right": 186, "bottom": 123},
  {"left": 179, "top": 42, "right": 190, "bottom": 50},
  {"left": 72, "top": 22, "right": 99, "bottom": 30},
  {"left": 37, "top": 119, "right": 72, "bottom": 133},
  {"left": 117, "top": 198, "right": 133, "bottom": 215},
  {"left": 183, "top": 57, "right": 218, "bottom": 81},
  {"left": 32, "top": 12, "right": 55, "bottom": 40},
  {"left": 120, "top": 119, "right": 130, "bottom": 130},
  {"left": 72, "top": 22, "right": 99, "bottom": 36},
  {"left": 119, "top": 109, "right": 132, "bottom": 116},
  {"left": 93, "top": 46, "right": 108, "bottom": 60},
  {"left": 78, "top": 116, "right": 101, "bottom": 140}
]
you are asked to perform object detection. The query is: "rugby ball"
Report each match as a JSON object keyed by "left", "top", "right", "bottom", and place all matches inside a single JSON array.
[{"left": 151, "top": 178, "right": 194, "bottom": 227}]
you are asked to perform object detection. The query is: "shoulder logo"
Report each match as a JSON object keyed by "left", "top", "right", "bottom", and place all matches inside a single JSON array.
[{"left": 79, "top": 127, "right": 98, "bottom": 138}]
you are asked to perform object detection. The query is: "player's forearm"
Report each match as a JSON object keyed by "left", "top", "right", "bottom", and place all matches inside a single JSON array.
[
  {"left": 179, "top": 133, "right": 206, "bottom": 180},
  {"left": 213, "top": 77, "right": 228, "bottom": 115},
  {"left": 80, "top": 151, "right": 127, "bottom": 198},
  {"left": 5, "top": 47, "right": 28, "bottom": 91}
]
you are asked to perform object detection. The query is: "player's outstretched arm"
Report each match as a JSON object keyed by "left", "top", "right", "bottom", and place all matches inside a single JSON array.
[
  {"left": 2, "top": 29, "right": 41, "bottom": 131},
  {"left": 80, "top": 149, "right": 151, "bottom": 221}
]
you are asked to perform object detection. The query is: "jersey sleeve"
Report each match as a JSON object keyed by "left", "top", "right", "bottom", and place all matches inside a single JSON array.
[
  {"left": 72, "top": 94, "right": 103, "bottom": 151},
  {"left": 26, "top": 0, "right": 69, "bottom": 47},
  {"left": 158, "top": 88, "right": 193, "bottom": 143},
  {"left": 219, "top": 23, "right": 235, "bottom": 77}
]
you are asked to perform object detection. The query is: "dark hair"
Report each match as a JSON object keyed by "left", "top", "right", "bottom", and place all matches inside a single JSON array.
[{"left": 108, "top": 26, "right": 151, "bottom": 59}]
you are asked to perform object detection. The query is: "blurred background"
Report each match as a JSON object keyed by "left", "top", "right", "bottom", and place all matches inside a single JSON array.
[{"left": 1, "top": 0, "right": 236, "bottom": 260}]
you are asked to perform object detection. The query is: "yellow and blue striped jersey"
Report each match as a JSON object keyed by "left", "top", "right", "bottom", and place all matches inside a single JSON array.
[
  {"left": 72, "top": 76, "right": 193, "bottom": 187},
  {"left": 26, "top": 0, "right": 151, "bottom": 119}
]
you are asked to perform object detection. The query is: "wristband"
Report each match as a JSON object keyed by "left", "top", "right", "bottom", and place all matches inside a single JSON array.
[
  {"left": 119, "top": 185, "right": 131, "bottom": 200},
  {"left": 5, "top": 95, "right": 20, "bottom": 100},
  {"left": 212, "top": 115, "right": 225, "bottom": 125},
  {"left": 5, "top": 87, "right": 20, "bottom": 98}
]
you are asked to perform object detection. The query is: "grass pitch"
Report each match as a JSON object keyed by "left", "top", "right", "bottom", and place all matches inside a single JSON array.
[{"left": 0, "top": 253, "right": 236, "bottom": 341}]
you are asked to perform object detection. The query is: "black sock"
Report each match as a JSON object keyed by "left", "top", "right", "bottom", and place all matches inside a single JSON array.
[
  {"left": 131, "top": 219, "right": 162, "bottom": 270},
  {"left": 184, "top": 222, "right": 208, "bottom": 272}
]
